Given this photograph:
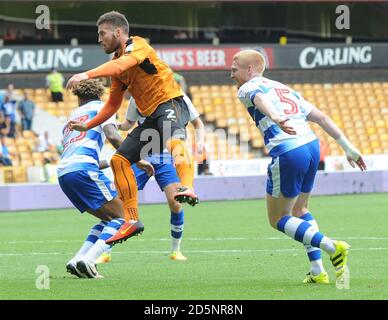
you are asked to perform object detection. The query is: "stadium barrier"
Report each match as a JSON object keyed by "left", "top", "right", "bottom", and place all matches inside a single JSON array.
[
  {"left": 208, "top": 154, "right": 388, "bottom": 176},
  {"left": 0, "top": 170, "right": 387, "bottom": 211}
]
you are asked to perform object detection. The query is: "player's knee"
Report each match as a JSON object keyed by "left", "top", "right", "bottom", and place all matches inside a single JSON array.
[
  {"left": 168, "top": 199, "right": 182, "bottom": 213},
  {"left": 165, "top": 138, "right": 175, "bottom": 152},
  {"left": 165, "top": 138, "right": 184, "bottom": 153},
  {"left": 166, "top": 139, "right": 193, "bottom": 166},
  {"left": 166, "top": 191, "right": 182, "bottom": 212}
]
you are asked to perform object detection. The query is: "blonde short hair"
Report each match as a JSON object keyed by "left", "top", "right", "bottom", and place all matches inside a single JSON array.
[{"left": 234, "top": 50, "right": 266, "bottom": 75}]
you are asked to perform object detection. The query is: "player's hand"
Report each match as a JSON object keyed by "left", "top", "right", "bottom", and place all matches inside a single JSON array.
[
  {"left": 347, "top": 154, "right": 367, "bottom": 171},
  {"left": 342, "top": 143, "right": 367, "bottom": 171},
  {"left": 275, "top": 118, "right": 296, "bottom": 135},
  {"left": 66, "top": 72, "right": 89, "bottom": 89},
  {"left": 136, "top": 160, "right": 154, "bottom": 177},
  {"left": 67, "top": 120, "right": 88, "bottom": 132}
]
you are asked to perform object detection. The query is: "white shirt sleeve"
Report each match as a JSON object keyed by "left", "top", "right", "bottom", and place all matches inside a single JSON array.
[
  {"left": 183, "top": 94, "right": 200, "bottom": 121},
  {"left": 126, "top": 98, "right": 140, "bottom": 122},
  {"left": 237, "top": 84, "right": 253, "bottom": 107}
]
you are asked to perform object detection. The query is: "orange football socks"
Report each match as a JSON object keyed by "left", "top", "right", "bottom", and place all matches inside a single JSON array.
[
  {"left": 166, "top": 138, "right": 194, "bottom": 189},
  {"left": 110, "top": 154, "right": 139, "bottom": 222}
]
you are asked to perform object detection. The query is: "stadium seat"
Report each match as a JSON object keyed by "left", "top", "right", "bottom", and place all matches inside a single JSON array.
[{"left": 1, "top": 166, "right": 27, "bottom": 183}]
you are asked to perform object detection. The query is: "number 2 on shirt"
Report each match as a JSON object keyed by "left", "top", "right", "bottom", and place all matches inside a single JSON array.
[{"left": 274, "top": 88, "right": 299, "bottom": 115}]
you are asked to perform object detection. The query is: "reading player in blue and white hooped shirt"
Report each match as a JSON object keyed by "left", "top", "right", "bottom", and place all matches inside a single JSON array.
[
  {"left": 57, "top": 79, "right": 150, "bottom": 279},
  {"left": 231, "top": 50, "right": 367, "bottom": 284}
]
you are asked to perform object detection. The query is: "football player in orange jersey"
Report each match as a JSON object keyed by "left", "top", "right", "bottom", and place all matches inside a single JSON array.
[{"left": 66, "top": 11, "right": 199, "bottom": 245}]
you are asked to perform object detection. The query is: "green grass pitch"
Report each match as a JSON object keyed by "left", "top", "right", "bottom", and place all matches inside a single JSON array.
[{"left": 0, "top": 193, "right": 387, "bottom": 300}]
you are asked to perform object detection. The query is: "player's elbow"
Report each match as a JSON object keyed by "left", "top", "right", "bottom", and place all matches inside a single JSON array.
[
  {"left": 317, "top": 113, "right": 331, "bottom": 127},
  {"left": 192, "top": 118, "right": 204, "bottom": 130},
  {"left": 111, "top": 66, "right": 126, "bottom": 77},
  {"left": 197, "top": 119, "right": 205, "bottom": 129},
  {"left": 309, "top": 110, "right": 329, "bottom": 126},
  {"left": 106, "top": 95, "right": 124, "bottom": 112}
]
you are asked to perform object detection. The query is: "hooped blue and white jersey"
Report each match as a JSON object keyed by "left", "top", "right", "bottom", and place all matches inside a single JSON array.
[
  {"left": 57, "top": 100, "right": 116, "bottom": 177},
  {"left": 238, "top": 76, "right": 317, "bottom": 157}
]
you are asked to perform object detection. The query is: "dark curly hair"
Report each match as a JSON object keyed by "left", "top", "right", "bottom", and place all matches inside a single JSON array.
[{"left": 72, "top": 79, "right": 105, "bottom": 100}]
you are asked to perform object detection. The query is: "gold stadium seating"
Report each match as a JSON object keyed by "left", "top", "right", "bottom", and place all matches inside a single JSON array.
[
  {"left": 1, "top": 166, "right": 27, "bottom": 183},
  {"left": 0, "top": 131, "right": 59, "bottom": 182},
  {"left": 28, "top": 88, "right": 128, "bottom": 122},
  {"left": 190, "top": 82, "right": 388, "bottom": 158}
]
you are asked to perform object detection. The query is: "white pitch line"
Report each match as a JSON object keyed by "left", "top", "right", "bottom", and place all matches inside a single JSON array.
[
  {"left": 0, "top": 247, "right": 387, "bottom": 257},
  {"left": 5, "top": 237, "right": 248, "bottom": 244},
  {"left": 5, "top": 236, "right": 388, "bottom": 244}
]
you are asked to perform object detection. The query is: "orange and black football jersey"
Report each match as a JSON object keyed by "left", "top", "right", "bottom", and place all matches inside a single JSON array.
[
  {"left": 115, "top": 36, "right": 183, "bottom": 116},
  {"left": 88, "top": 36, "right": 183, "bottom": 117}
]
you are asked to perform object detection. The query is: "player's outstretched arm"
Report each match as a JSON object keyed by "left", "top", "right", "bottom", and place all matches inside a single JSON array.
[
  {"left": 86, "top": 55, "right": 138, "bottom": 79},
  {"left": 253, "top": 94, "right": 296, "bottom": 135},
  {"left": 307, "top": 107, "right": 366, "bottom": 171},
  {"left": 84, "top": 79, "right": 126, "bottom": 132},
  {"left": 66, "top": 55, "right": 138, "bottom": 90},
  {"left": 67, "top": 91, "right": 124, "bottom": 134}
]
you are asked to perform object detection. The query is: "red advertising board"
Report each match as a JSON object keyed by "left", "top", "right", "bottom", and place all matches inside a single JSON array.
[
  {"left": 156, "top": 46, "right": 274, "bottom": 71},
  {"left": 156, "top": 47, "right": 240, "bottom": 70}
]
